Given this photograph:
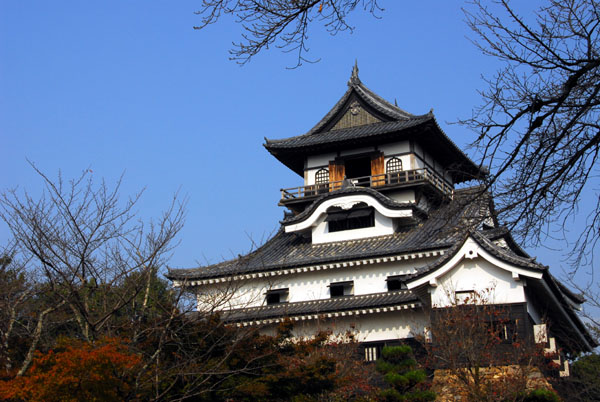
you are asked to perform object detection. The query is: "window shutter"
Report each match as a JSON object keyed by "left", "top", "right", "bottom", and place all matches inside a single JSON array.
[
  {"left": 328, "top": 160, "right": 345, "bottom": 191},
  {"left": 371, "top": 153, "right": 385, "bottom": 186}
]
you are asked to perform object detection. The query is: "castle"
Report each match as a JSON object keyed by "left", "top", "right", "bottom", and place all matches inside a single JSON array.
[{"left": 167, "top": 65, "right": 594, "bottom": 370}]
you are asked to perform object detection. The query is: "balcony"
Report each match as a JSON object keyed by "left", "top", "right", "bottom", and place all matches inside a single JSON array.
[{"left": 280, "top": 168, "right": 453, "bottom": 203}]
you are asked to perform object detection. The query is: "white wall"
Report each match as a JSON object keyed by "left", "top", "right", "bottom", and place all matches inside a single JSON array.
[
  {"left": 430, "top": 257, "right": 526, "bottom": 308},
  {"left": 258, "top": 309, "right": 429, "bottom": 343},
  {"left": 312, "top": 210, "right": 396, "bottom": 244},
  {"left": 195, "top": 257, "right": 437, "bottom": 310},
  {"left": 307, "top": 152, "right": 337, "bottom": 169}
]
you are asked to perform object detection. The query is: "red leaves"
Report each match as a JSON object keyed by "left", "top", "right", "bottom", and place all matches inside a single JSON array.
[{"left": 0, "top": 338, "right": 140, "bottom": 402}]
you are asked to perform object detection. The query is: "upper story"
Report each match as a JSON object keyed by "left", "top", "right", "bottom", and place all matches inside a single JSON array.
[{"left": 265, "top": 63, "right": 484, "bottom": 215}]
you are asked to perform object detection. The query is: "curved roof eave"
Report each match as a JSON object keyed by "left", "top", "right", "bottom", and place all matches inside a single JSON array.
[
  {"left": 281, "top": 186, "right": 426, "bottom": 227},
  {"left": 405, "top": 230, "right": 547, "bottom": 287}
]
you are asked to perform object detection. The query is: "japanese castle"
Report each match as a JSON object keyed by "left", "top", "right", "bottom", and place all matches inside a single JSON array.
[{"left": 168, "top": 65, "right": 594, "bottom": 368}]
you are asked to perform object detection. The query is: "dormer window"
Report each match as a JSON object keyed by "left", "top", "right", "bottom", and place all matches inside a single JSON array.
[
  {"left": 265, "top": 288, "right": 289, "bottom": 305},
  {"left": 329, "top": 281, "right": 353, "bottom": 298},
  {"left": 325, "top": 203, "right": 375, "bottom": 233}
]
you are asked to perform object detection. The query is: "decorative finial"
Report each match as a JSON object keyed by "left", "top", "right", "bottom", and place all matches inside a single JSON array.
[{"left": 348, "top": 60, "right": 361, "bottom": 86}]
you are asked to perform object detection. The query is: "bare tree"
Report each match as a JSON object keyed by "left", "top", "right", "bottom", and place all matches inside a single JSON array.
[
  {"left": 461, "top": 0, "right": 600, "bottom": 267},
  {"left": 194, "top": 0, "right": 382, "bottom": 67},
  {"left": 0, "top": 165, "right": 186, "bottom": 349},
  {"left": 422, "top": 290, "right": 556, "bottom": 402}
]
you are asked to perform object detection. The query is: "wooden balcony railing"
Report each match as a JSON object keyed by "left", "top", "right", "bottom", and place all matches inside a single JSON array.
[{"left": 280, "top": 168, "right": 453, "bottom": 201}]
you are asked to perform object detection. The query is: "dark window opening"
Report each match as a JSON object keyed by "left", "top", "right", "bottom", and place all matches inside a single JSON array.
[
  {"left": 329, "top": 281, "right": 353, "bottom": 298},
  {"left": 344, "top": 156, "right": 372, "bottom": 181},
  {"left": 326, "top": 205, "right": 375, "bottom": 233},
  {"left": 386, "top": 276, "right": 408, "bottom": 291},
  {"left": 266, "top": 289, "right": 289, "bottom": 305}
]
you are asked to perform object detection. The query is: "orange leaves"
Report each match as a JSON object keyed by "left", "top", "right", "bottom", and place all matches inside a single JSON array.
[{"left": 0, "top": 338, "right": 140, "bottom": 402}]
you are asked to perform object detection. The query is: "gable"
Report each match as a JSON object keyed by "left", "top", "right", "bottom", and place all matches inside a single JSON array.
[{"left": 330, "top": 100, "right": 383, "bottom": 130}]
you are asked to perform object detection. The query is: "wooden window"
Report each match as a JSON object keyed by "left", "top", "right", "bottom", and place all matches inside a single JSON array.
[
  {"left": 364, "top": 346, "right": 379, "bottom": 361},
  {"left": 314, "top": 168, "right": 329, "bottom": 194},
  {"left": 386, "top": 157, "right": 403, "bottom": 173},
  {"left": 386, "top": 157, "right": 404, "bottom": 185},
  {"left": 315, "top": 168, "right": 329, "bottom": 184},
  {"left": 329, "top": 281, "right": 353, "bottom": 298},
  {"left": 266, "top": 288, "right": 289, "bottom": 305}
]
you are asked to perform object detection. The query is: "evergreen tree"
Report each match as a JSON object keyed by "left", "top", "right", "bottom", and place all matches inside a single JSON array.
[{"left": 376, "top": 345, "right": 435, "bottom": 402}]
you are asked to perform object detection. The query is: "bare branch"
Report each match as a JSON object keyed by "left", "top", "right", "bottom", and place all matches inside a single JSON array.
[{"left": 194, "top": 0, "right": 383, "bottom": 67}]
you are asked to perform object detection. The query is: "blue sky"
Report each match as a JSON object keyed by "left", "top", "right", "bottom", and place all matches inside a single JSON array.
[{"left": 0, "top": 0, "right": 593, "bottom": 291}]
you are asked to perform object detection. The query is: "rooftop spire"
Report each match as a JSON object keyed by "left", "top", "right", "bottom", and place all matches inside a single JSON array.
[{"left": 348, "top": 60, "right": 361, "bottom": 86}]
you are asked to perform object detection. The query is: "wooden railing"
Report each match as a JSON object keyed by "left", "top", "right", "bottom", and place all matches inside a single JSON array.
[{"left": 280, "top": 168, "right": 453, "bottom": 201}]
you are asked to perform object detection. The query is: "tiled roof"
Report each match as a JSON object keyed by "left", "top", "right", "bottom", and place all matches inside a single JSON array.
[
  {"left": 167, "top": 187, "right": 492, "bottom": 281},
  {"left": 301, "top": 63, "right": 417, "bottom": 136},
  {"left": 265, "top": 118, "right": 431, "bottom": 149},
  {"left": 282, "top": 186, "right": 425, "bottom": 226},
  {"left": 471, "top": 231, "right": 545, "bottom": 270},
  {"left": 222, "top": 290, "right": 419, "bottom": 322},
  {"left": 263, "top": 66, "right": 484, "bottom": 182},
  {"left": 405, "top": 229, "right": 546, "bottom": 283},
  {"left": 553, "top": 278, "right": 585, "bottom": 304}
]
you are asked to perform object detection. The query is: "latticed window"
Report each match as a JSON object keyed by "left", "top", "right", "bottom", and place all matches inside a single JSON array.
[
  {"left": 386, "top": 157, "right": 403, "bottom": 173},
  {"left": 315, "top": 168, "right": 329, "bottom": 184}
]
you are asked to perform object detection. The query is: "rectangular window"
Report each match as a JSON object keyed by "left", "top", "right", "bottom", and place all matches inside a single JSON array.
[
  {"left": 326, "top": 207, "right": 375, "bottom": 232},
  {"left": 386, "top": 275, "right": 408, "bottom": 291},
  {"left": 329, "top": 281, "right": 353, "bottom": 298},
  {"left": 265, "top": 288, "right": 289, "bottom": 305},
  {"left": 454, "top": 290, "right": 476, "bottom": 305},
  {"left": 364, "top": 346, "right": 378, "bottom": 362}
]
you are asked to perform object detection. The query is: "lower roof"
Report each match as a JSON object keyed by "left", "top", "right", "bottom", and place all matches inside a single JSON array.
[
  {"left": 167, "top": 187, "right": 496, "bottom": 281},
  {"left": 221, "top": 290, "right": 420, "bottom": 323}
]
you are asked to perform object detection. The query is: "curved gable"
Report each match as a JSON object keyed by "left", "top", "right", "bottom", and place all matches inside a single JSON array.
[{"left": 284, "top": 190, "right": 415, "bottom": 233}]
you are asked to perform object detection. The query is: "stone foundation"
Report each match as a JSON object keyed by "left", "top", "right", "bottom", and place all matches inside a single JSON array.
[{"left": 432, "top": 365, "right": 555, "bottom": 401}]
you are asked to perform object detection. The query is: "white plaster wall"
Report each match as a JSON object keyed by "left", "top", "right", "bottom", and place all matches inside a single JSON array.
[
  {"left": 385, "top": 189, "right": 416, "bottom": 203},
  {"left": 413, "top": 157, "right": 425, "bottom": 169},
  {"left": 312, "top": 210, "right": 396, "bottom": 244},
  {"left": 383, "top": 154, "right": 412, "bottom": 172},
  {"left": 259, "top": 309, "right": 429, "bottom": 343},
  {"left": 305, "top": 167, "right": 330, "bottom": 185},
  {"left": 430, "top": 257, "right": 526, "bottom": 308},
  {"left": 306, "top": 152, "right": 337, "bottom": 169},
  {"left": 379, "top": 141, "right": 410, "bottom": 156},
  {"left": 196, "top": 257, "right": 438, "bottom": 309}
]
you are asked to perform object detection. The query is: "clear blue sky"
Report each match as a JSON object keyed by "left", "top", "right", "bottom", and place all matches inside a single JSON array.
[{"left": 0, "top": 1, "right": 593, "bottom": 290}]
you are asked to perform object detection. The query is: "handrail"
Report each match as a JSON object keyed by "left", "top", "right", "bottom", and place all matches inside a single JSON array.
[{"left": 280, "top": 168, "right": 453, "bottom": 201}]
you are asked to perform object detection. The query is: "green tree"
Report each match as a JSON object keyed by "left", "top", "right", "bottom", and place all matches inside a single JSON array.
[{"left": 376, "top": 345, "right": 435, "bottom": 402}]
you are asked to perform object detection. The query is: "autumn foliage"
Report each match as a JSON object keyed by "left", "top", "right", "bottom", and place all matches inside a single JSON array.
[{"left": 0, "top": 338, "right": 140, "bottom": 402}]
